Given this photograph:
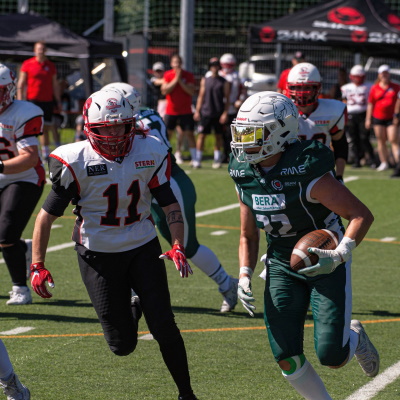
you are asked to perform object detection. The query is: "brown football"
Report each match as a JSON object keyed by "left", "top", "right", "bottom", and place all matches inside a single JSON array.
[{"left": 290, "top": 229, "right": 340, "bottom": 272}]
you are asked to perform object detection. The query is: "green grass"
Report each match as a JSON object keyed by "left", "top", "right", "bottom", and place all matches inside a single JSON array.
[{"left": 1, "top": 160, "right": 399, "bottom": 399}]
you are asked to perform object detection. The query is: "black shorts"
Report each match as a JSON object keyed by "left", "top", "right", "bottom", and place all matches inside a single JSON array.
[
  {"left": 30, "top": 100, "right": 53, "bottom": 124},
  {"left": 164, "top": 114, "right": 195, "bottom": 131},
  {"left": 0, "top": 182, "right": 44, "bottom": 244},
  {"left": 197, "top": 116, "right": 224, "bottom": 135},
  {"left": 372, "top": 117, "right": 393, "bottom": 127},
  {"left": 75, "top": 237, "right": 181, "bottom": 355}
]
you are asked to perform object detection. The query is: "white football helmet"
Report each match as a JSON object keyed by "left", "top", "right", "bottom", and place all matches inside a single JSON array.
[
  {"left": 0, "top": 64, "right": 16, "bottom": 114},
  {"left": 287, "top": 62, "right": 322, "bottom": 107},
  {"left": 83, "top": 89, "right": 135, "bottom": 159},
  {"left": 220, "top": 53, "right": 236, "bottom": 72},
  {"left": 102, "top": 82, "right": 141, "bottom": 112},
  {"left": 231, "top": 91, "right": 299, "bottom": 164},
  {"left": 349, "top": 65, "right": 365, "bottom": 85}
]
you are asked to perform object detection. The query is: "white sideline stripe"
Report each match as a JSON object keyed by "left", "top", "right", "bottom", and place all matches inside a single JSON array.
[
  {"left": 0, "top": 242, "right": 75, "bottom": 264},
  {"left": 345, "top": 361, "right": 400, "bottom": 400},
  {"left": 381, "top": 237, "right": 396, "bottom": 242},
  {"left": 196, "top": 203, "right": 239, "bottom": 217},
  {"left": 139, "top": 333, "right": 154, "bottom": 340},
  {"left": 195, "top": 177, "right": 359, "bottom": 218},
  {"left": 210, "top": 230, "right": 228, "bottom": 236},
  {"left": 344, "top": 176, "right": 359, "bottom": 183},
  {"left": 0, "top": 327, "right": 35, "bottom": 335}
]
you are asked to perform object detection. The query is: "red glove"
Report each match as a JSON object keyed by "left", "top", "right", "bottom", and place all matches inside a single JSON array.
[
  {"left": 159, "top": 244, "right": 193, "bottom": 278},
  {"left": 30, "top": 262, "right": 55, "bottom": 298}
]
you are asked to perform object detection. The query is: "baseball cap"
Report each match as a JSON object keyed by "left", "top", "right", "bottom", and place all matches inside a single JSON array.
[
  {"left": 209, "top": 57, "right": 221, "bottom": 67},
  {"left": 378, "top": 64, "right": 390, "bottom": 73},
  {"left": 294, "top": 51, "right": 305, "bottom": 60},
  {"left": 350, "top": 65, "right": 365, "bottom": 76},
  {"left": 152, "top": 62, "right": 165, "bottom": 72}
]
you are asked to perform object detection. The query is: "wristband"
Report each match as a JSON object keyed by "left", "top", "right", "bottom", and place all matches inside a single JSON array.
[
  {"left": 240, "top": 266, "right": 254, "bottom": 278},
  {"left": 0, "top": 160, "right": 3, "bottom": 174}
]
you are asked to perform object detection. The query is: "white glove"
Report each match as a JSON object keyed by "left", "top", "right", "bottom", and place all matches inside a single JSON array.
[
  {"left": 298, "top": 237, "right": 356, "bottom": 277},
  {"left": 238, "top": 267, "right": 255, "bottom": 317}
]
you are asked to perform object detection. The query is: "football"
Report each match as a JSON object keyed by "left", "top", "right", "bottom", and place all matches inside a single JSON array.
[{"left": 290, "top": 229, "right": 339, "bottom": 272}]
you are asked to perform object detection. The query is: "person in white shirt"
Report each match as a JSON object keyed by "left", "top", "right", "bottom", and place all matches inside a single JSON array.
[{"left": 341, "top": 65, "right": 376, "bottom": 168}]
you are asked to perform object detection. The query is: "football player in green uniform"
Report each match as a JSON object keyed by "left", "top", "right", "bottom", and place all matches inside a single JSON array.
[{"left": 229, "top": 91, "right": 379, "bottom": 399}]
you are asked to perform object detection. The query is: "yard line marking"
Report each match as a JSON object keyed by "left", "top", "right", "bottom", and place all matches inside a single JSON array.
[
  {"left": 139, "top": 333, "right": 154, "bottom": 340},
  {"left": 210, "top": 230, "right": 228, "bottom": 236},
  {"left": 195, "top": 203, "right": 239, "bottom": 217},
  {"left": 0, "top": 318, "right": 398, "bottom": 340},
  {"left": 0, "top": 327, "right": 35, "bottom": 335},
  {"left": 0, "top": 242, "right": 75, "bottom": 264},
  {"left": 345, "top": 361, "right": 400, "bottom": 400},
  {"left": 380, "top": 237, "right": 397, "bottom": 242},
  {"left": 344, "top": 176, "right": 359, "bottom": 183}
]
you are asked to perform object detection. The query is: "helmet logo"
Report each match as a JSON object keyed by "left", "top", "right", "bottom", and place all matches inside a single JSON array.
[
  {"left": 106, "top": 98, "right": 121, "bottom": 112},
  {"left": 271, "top": 179, "right": 283, "bottom": 191}
]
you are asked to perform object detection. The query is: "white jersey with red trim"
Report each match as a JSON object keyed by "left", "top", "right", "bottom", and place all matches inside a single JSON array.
[
  {"left": 0, "top": 100, "right": 45, "bottom": 189},
  {"left": 341, "top": 82, "right": 372, "bottom": 114},
  {"left": 49, "top": 134, "right": 171, "bottom": 252},
  {"left": 297, "top": 99, "right": 346, "bottom": 148}
]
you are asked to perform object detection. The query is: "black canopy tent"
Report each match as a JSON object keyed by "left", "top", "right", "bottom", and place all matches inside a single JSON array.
[
  {"left": 249, "top": 0, "right": 400, "bottom": 59},
  {"left": 0, "top": 13, "right": 128, "bottom": 97}
]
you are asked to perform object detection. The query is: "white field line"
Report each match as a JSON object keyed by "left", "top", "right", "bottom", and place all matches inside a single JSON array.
[
  {"left": 0, "top": 242, "right": 75, "bottom": 264},
  {"left": 345, "top": 361, "right": 400, "bottom": 400},
  {"left": 344, "top": 176, "right": 359, "bottom": 183},
  {"left": 0, "top": 327, "right": 35, "bottom": 335},
  {"left": 1, "top": 178, "right": 360, "bottom": 265}
]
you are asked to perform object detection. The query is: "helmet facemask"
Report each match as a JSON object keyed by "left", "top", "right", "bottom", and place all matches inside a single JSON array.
[
  {"left": 83, "top": 90, "right": 136, "bottom": 160},
  {"left": 0, "top": 65, "right": 16, "bottom": 114},
  {"left": 287, "top": 83, "right": 321, "bottom": 107}
]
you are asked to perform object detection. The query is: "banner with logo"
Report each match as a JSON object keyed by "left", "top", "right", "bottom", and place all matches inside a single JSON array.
[{"left": 250, "top": 0, "right": 400, "bottom": 56}]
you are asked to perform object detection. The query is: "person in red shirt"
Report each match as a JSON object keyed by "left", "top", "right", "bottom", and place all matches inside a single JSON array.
[
  {"left": 17, "top": 41, "right": 62, "bottom": 160},
  {"left": 366, "top": 64, "right": 400, "bottom": 171},
  {"left": 161, "top": 54, "right": 196, "bottom": 165},
  {"left": 276, "top": 51, "right": 306, "bottom": 96}
]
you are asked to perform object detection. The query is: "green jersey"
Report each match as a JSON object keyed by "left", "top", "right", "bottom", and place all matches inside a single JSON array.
[{"left": 229, "top": 140, "right": 344, "bottom": 265}]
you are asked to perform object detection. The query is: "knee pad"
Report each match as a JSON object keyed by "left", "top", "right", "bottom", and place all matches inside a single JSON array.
[
  {"left": 109, "top": 338, "right": 137, "bottom": 356},
  {"left": 317, "top": 342, "right": 349, "bottom": 367},
  {"left": 280, "top": 354, "right": 306, "bottom": 376}
]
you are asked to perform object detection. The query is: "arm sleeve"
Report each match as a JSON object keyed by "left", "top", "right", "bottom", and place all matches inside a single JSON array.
[
  {"left": 42, "top": 188, "right": 73, "bottom": 217},
  {"left": 150, "top": 181, "right": 178, "bottom": 207}
]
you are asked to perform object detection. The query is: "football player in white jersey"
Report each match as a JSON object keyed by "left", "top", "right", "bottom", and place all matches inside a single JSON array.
[
  {"left": 341, "top": 65, "right": 375, "bottom": 168},
  {"left": 0, "top": 64, "right": 45, "bottom": 306},
  {"left": 102, "top": 82, "right": 238, "bottom": 313},
  {"left": 287, "top": 63, "right": 348, "bottom": 181},
  {"left": 29, "top": 89, "right": 198, "bottom": 400}
]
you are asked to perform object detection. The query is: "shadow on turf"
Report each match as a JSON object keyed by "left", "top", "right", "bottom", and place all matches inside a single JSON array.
[
  {"left": 171, "top": 305, "right": 315, "bottom": 321},
  {"left": 353, "top": 309, "right": 400, "bottom": 318},
  {"left": 0, "top": 311, "right": 98, "bottom": 324}
]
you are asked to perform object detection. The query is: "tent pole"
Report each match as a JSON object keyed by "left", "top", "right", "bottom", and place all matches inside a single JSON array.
[{"left": 276, "top": 43, "right": 282, "bottom": 83}]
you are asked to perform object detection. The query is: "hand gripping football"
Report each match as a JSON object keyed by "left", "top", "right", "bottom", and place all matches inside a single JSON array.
[{"left": 290, "top": 229, "right": 339, "bottom": 272}]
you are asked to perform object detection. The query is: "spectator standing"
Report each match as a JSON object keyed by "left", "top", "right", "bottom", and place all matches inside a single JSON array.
[
  {"left": 150, "top": 61, "right": 167, "bottom": 118},
  {"left": 287, "top": 62, "right": 348, "bottom": 181},
  {"left": 218, "top": 53, "right": 246, "bottom": 163},
  {"left": 341, "top": 65, "right": 375, "bottom": 168},
  {"left": 0, "top": 339, "right": 30, "bottom": 398},
  {"left": 392, "top": 93, "right": 400, "bottom": 178},
  {"left": 17, "top": 41, "right": 61, "bottom": 160},
  {"left": 29, "top": 88, "right": 198, "bottom": 400},
  {"left": 193, "top": 58, "right": 230, "bottom": 169},
  {"left": 161, "top": 54, "right": 196, "bottom": 165},
  {"left": 0, "top": 64, "right": 45, "bottom": 305},
  {"left": 231, "top": 91, "right": 378, "bottom": 400},
  {"left": 366, "top": 64, "right": 400, "bottom": 171},
  {"left": 103, "top": 82, "right": 238, "bottom": 312},
  {"left": 276, "top": 51, "right": 306, "bottom": 96}
]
